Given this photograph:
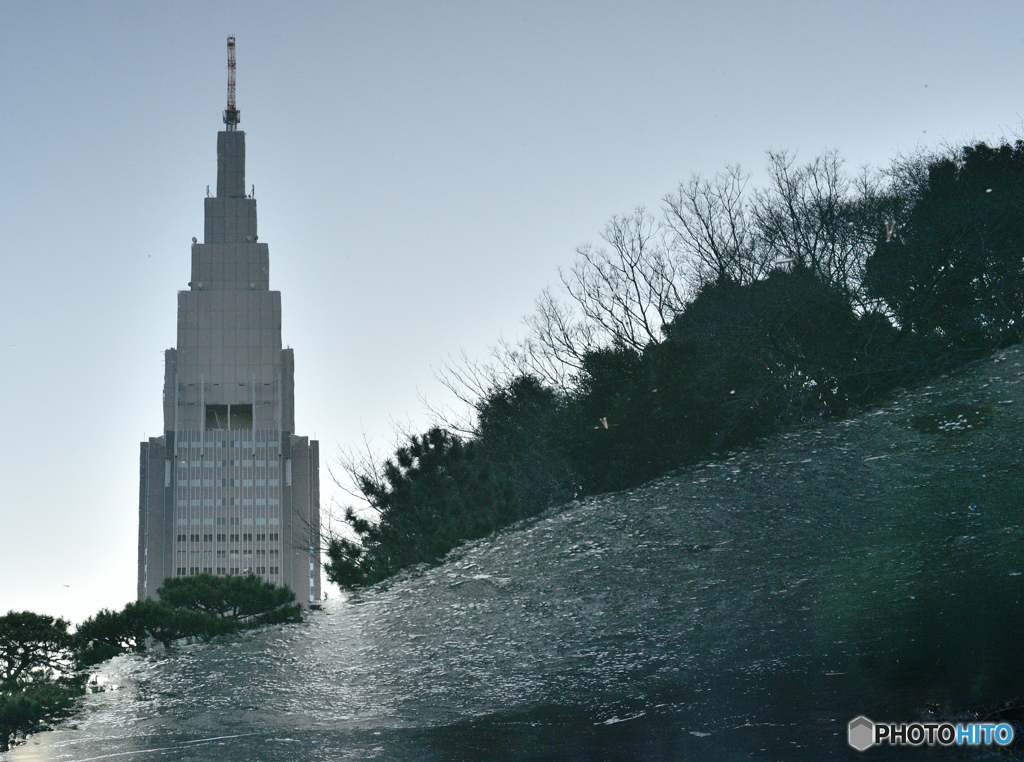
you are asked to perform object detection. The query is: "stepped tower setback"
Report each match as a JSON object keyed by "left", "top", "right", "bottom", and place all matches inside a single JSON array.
[{"left": 137, "top": 43, "right": 320, "bottom": 605}]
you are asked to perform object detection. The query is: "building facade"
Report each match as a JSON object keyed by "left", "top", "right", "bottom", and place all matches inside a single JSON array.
[{"left": 137, "top": 122, "right": 321, "bottom": 605}]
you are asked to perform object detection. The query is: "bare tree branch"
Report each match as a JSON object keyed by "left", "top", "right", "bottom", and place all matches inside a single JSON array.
[
  {"left": 561, "top": 207, "right": 684, "bottom": 351},
  {"left": 664, "top": 165, "right": 765, "bottom": 287},
  {"left": 753, "top": 149, "right": 876, "bottom": 293}
]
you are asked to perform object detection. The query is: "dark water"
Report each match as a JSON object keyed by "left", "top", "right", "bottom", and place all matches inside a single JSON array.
[{"left": 7, "top": 346, "right": 1024, "bottom": 761}]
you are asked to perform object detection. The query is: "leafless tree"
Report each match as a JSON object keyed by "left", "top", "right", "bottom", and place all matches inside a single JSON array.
[
  {"left": 753, "top": 149, "right": 877, "bottom": 292},
  {"left": 435, "top": 346, "right": 521, "bottom": 412},
  {"left": 437, "top": 208, "right": 686, "bottom": 401},
  {"left": 663, "top": 164, "right": 765, "bottom": 287},
  {"left": 560, "top": 207, "right": 685, "bottom": 352},
  {"left": 518, "top": 287, "right": 601, "bottom": 384},
  {"left": 434, "top": 290, "right": 599, "bottom": 407},
  {"left": 438, "top": 150, "right": 894, "bottom": 415}
]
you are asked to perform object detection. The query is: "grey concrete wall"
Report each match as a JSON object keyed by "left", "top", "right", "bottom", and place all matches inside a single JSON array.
[
  {"left": 216, "top": 131, "right": 245, "bottom": 199},
  {"left": 309, "top": 439, "right": 321, "bottom": 603},
  {"left": 280, "top": 348, "right": 295, "bottom": 434},
  {"left": 191, "top": 241, "right": 267, "bottom": 287},
  {"left": 137, "top": 443, "right": 149, "bottom": 601},
  {"left": 203, "top": 200, "right": 258, "bottom": 246},
  {"left": 174, "top": 290, "right": 282, "bottom": 388},
  {"left": 162, "top": 350, "right": 177, "bottom": 434},
  {"left": 138, "top": 436, "right": 169, "bottom": 601},
  {"left": 283, "top": 435, "right": 320, "bottom": 604}
]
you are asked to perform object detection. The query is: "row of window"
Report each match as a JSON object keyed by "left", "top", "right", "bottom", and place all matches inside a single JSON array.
[
  {"left": 177, "top": 549, "right": 279, "bottom": 558},
  {"left": 175, "top": 566, "right": 280, "bottom": 576},
  {"left": 177, "top": 499, "right": 280, "bottom": 507},
  {"left": 176, "top": 533, "right": 280, "bottom": 542},
  {"left": 182, "top": 460, "right": 279, "bottom": 468},
  {"left": 177, "top": 441, "right": 280, "bottom": 450},
  {"left": 178, "top": 548, "right": 278, "bottom": 557},
  {"left": 178, "top": 479, "right": 279, "bottom": 487},
  {"left": 176, "top": 517, "right": 279, "bottom": 526}
]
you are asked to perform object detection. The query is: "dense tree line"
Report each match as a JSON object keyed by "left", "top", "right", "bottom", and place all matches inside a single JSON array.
[
  {"left": 325, "top": 140, "right": 1024, "bottom": 589},
  {"left": 1, "top": 575, "right": 300, "bottom": 751}
]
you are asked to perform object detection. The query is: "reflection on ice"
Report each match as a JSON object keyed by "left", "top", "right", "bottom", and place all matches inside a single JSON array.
[{"left": 6, "top": 346, "right": 1024, "bottom": 761}]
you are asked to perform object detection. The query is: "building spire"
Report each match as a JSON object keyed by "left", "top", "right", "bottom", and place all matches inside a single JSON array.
[{"left": 223, "top": 36, "right": 240, "bottom": 130}]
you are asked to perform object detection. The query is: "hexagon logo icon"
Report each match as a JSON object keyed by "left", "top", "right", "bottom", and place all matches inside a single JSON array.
[{"left": 848, "top": 716, "right": 875, "bottom": 751}]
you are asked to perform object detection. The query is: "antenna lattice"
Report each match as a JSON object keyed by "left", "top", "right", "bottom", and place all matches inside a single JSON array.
[{"left": 223, "top": 36, "right": 240, "bottom": 130}]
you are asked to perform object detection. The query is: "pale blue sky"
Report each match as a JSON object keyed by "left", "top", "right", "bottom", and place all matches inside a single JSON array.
[{"left": 2, "top": 1, "right": 1023, "bottom": 622}]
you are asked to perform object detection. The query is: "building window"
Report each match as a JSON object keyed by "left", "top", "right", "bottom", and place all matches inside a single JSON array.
[
  {"left": 205, "top": 404, "right": 228, "bottom": 430},
  {"left": 256, "top": 533, "right": 266, "bottom": 541},
  {"left": 203, "top": 534, "right": 213, "bottom": 542},
  {"left": 255, "top": 566, "right": 266, "bottom": 574},
  {"left": 243, "top": 533, "right": 252, "bottom": 542},
  {"left": 269, "top": 549, "right": 279, "bottom": 557},
  {"left": 230, "top": 404, "right": 253, "bottom": 429},
  {"left": 216, "top": 533, "right": 226, "bottom": 542},
  {"left": 202, "top": 566, "right": 212, "bottom": 574},
  {"left": 216, "top": 567, "right": 226, "bottom": 575},
  {"left": 190, "top": 534, "right": 200, "bottom": 542},
  {"left": 177, "top": 534, "right": 187, "bottom": 542},
  {"left": 269, "top": 566, "right": 279, "bottom": 575},
  {"left": 216, "top": 550, "right": 226, "bottom": 558},
  {"left": 230, "top": 517, "right": 239, "bottom": 525},
  {"left": 268, "top": 533, "right": 279, "bottom": 541},
  {"left": 230, "top": 567, "right": 239, "bottom": 575},
  {"left": 176, "top": 567, "right": 186, "bottom": 576},
  {"left": 229, "top": 533, "right": 239, "bottom": 542},
  {"left": 189, "top": 566, "right": 199, "bottom": 575}
]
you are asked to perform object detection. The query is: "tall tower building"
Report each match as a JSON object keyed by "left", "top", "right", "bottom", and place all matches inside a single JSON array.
[{"left": 137, "top": 39, "right": 321, "bottom": 605}]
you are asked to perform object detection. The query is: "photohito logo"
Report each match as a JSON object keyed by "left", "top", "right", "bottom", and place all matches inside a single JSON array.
[{"left": 848, "top": 716, "right": 1014, "bottom": 750}]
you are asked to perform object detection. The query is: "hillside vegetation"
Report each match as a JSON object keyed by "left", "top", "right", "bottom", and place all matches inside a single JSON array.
[{"left": 327, "top": 140, "right": 1024, "bottom": 588}]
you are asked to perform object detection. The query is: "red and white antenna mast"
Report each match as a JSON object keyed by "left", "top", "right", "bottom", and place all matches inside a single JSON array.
[{"left": 223, "top": 36, "right": 240, "bottom": 130}]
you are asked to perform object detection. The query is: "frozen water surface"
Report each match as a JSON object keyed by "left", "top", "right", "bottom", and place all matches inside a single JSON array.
[{"left": 6, "top": 346, "right": 1024, "bottom": 760}]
